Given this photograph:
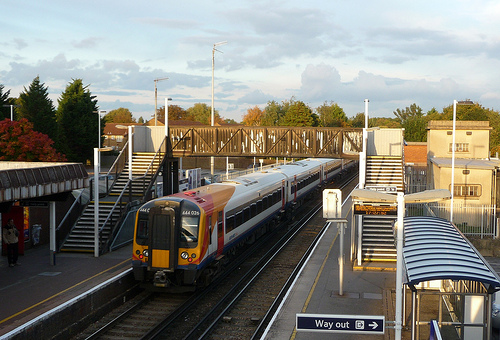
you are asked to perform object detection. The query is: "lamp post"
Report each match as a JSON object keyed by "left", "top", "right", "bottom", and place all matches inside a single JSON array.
[
  {"left": 165, "top": 97, "right": 172, "bottom": 138},
  {"left": 450, "top": 100, "right": 473, "bottom": 223},
  {"left": 154, "top": 77, "right": 169, "bottom": 126},
  {"left": 2, "top": 104, "right": 20, "bottom": 120},
  {"left": 211, "top": 41, "right": 227, "bottom": 180},
  {"left": 93, "top": 109, "right": 107, "bottom": 258}
]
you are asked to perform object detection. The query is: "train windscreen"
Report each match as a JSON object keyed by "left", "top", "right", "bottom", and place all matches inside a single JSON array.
[{"left": 180, "top": 200, "right": 200, "bottom": 247}]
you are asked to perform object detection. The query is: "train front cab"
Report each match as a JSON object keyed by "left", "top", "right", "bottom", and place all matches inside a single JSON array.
[
  {"left": 147, "top": 205, "right": 179, "bottom": 285},
  {"left": 133, "top": 199, "right": 202, "bottom": 289}
]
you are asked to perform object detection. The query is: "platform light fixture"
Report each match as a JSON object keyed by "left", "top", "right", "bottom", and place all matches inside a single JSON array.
[
  {"left": 154, "top": 77, "right": 169, "bottom": 126},
  {"left": 211, "top": 41, "right": 227, "bottom": 179}
]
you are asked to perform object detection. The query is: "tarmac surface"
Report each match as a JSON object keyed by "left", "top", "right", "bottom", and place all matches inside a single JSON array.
[{"left": 0, "top": 244, "right": 131, "bottom": 338}]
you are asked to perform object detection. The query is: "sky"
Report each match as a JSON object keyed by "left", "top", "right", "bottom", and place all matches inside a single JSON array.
[{"left": 1, "top": 0, "right": 500, "bottom": 123}]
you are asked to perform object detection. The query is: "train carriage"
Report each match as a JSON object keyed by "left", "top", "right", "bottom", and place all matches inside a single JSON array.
[{"left": 132, "top": 158, "right": 347, "bottom": 291}]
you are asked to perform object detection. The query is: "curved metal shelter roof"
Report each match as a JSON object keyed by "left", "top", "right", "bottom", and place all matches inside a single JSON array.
[{"left": 403, "top": 216, "right": 500, "bottom": 292}]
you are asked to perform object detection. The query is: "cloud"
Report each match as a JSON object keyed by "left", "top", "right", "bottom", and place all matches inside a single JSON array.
[
  {"left": 13, "top": 38, "right": 28, "bottom": 50},
  {"left": 73, "top": 37, "right": 101, "bottom": 49},
  {"left": 237, "top": 89, "right": 276, "bottom": 105}
]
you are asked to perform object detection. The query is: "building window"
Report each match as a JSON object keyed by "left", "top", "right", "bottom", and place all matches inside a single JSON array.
[
  {"left": 452, "top": 184, "right": 481, "bottom": 198},
  {"left": 449, "top": 143, "right": 469, "bottom": 152}
]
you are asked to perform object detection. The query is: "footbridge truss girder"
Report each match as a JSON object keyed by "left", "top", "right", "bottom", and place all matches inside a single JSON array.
[{"left": 168, "top": 126, "right": 363, "bottom": 159}]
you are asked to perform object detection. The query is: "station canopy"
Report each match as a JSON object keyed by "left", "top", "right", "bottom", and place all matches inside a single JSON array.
[{"left": 402, "top": 216, "right": 500, "bottom": 292}]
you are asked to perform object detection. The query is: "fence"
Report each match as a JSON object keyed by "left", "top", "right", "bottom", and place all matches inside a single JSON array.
[{"left": 406, "top": 202, "right": 497, "bottom": 238}]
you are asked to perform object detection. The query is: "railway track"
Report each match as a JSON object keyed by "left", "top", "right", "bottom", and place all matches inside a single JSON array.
[{"left": 74, "top": 168, "right": 357, "bottom": 340}]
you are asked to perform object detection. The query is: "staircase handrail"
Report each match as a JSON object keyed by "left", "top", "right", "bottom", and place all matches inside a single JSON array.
[
  {"left": 128, "top": 137, "right": 167, "bottom": 201},
  {"left": 98, "top": 179, "right": 131, "bottom": 234},
  {"left": 56, "top": 189, "right": 89, "bottom": 231},
  {"left": 106, "top": 137, "right": 130, "bottom": 187},
  {"left": 98, "top": 179, "right": 133, "bottom": 253}
]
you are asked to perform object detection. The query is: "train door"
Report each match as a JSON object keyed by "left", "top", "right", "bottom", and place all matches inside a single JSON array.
[
  {"left": 148, "top": 206, "right": 178, "bottom": 271},
  {"left": 207, "top": 214, "right": 216, "bottom": 256},
  {"left": 216, "top": 211, "right": 224, "bottom": 257},
  {"left": 293, "top": 175, "right": 297, "bottom": 202},
  {"left": 282, "top": 180, "right": 286, "bottom": 209}
]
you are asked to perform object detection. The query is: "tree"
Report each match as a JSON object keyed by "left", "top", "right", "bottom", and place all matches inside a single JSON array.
[
  {"left": 103, "top": 108, "right": 136, "bottom": 123},
  {"left": 0, "top": 84, "right": 13, "bottom": 121},
  {"left": 370, "top": 117, "right": 400, "bottom": 128},
  {"left": 157, "top": 104, "right": 188, "bottom": 121},
  {"left": 441, "top": 101, "right": 489, "bottom": 121},
  {"left": 186, "top": 103, "right": 222, "bottom": 125},
  {"left": 261, "top": 100, "right": 286, "bottom": 126},
  {"left": 0, "top": 118, "right": 66, "bottom": 161},
  {"left": 17, "top": 76, "right": 57, "bottom": 141},
  {"left": 242, "top": 106, "right": 264, "bottom": 126},
  {"left": 393, "top": 103, "right": 423, "bottom": 126},
  {"left": 393, "top": 103, "right": 427, "bottom": 142},
  {"left": 282, "top": 100, "right": 317, "bottom": 127},
  {"left": 347, "top": 113, "right": 366, "bottom": 128},
  {"left": 56, "top": 79, "right": 99, "bottom": 163},
  {"left": 316, "top": 101, "right": 348, "bottom": 127}
]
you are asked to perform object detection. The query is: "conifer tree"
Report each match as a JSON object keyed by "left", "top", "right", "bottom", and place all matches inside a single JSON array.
[
  {"left": 56, "top": 79, "right": 99, "bottom": 163},
  {"left": 18, "top": 76, "right": 57, "bottom": 141}
]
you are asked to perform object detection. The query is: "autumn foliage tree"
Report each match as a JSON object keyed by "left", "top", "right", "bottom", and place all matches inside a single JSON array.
[
  {"left": 0, "top": 118, "right": 66, "bottom": 161},
  {"left": 242, "top": 105, "right": 264, "bottom": 126}
]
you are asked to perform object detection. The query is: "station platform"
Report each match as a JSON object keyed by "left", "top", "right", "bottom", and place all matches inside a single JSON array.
[
  {"left": 0, "top": 243, "right": 132, "bottom": 339},
  {"left": 262, "top": 196, "right": 400, "bottom": 340}
]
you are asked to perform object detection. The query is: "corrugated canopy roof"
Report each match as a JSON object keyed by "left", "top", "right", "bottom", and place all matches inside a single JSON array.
[{"left": 403, "top": 216, "right": 500, "bottom": 292}]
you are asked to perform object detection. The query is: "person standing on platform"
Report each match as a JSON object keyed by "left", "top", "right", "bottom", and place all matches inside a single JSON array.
[{"left": 3, "top": 218, "right": 19, "bottom": 267}]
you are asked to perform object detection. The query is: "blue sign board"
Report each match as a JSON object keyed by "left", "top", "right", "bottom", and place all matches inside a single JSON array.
[{"left": 296, "top": 313, "right": 384, "bottom": 334}]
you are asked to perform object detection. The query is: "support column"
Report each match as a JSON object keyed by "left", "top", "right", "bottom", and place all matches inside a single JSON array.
[{"left": 50, "top": 201, "right": 56, "bottom": 265}]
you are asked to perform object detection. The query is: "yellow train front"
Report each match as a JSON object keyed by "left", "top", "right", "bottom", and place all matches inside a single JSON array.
[{"left": 132, "top": 184, "right": 235, "bottom": 292}]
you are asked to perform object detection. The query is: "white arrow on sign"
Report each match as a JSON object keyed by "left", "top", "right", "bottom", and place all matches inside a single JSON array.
[{"left": 369, "top": 321, "right": 378, "bottom": 329}]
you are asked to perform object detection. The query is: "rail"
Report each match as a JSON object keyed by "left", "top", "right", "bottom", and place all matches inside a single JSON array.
[{"left": 106, "top": 137, "right": 130, "bottom": 185}]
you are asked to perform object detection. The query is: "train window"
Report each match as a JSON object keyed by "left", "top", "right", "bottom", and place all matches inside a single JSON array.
[
  {"left": 226, "top": 215, "right": 234, "bottom": 233},
  {"left": 151, "top": 214, "right": 171, "bottom": 250},
  {"left": 136, "top": 220, "right": 148, "bottom": 245},
  {"left": 181, "top": 215, "right": 199, "bottom": 244},
  {"left": 180, "top": 201, "right": 200, "bottom": 247},
  {"left": 263, "top": 196, "right": 268, "bottom": 210},
  {"left": 250, "top": 203, "right": 257, "bottom": 218},
  {"left": 235, "top": 211, "right": 242, "bottom": 228},
  {"left": 243, "top": 207, "right": 250, "bottom": 221},
  {"left": 273, "top": 191, "right": 279, "bottom": 204},
  {"left": 257, "top": 200, "right": 263, "bottom": 214}
]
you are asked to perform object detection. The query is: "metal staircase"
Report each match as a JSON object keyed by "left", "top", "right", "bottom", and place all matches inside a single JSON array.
[
  {"left": 60, "top": 152, "right": 160, "bottom": 253},
  {"left": 359, "top": 154, "right": 403, "bottom": 262},
  {"left": 365, "top": 156, "right": 404, "bottom": 192},
  {"left": 361, "top": 215, "right": 397, "bottom": 262}
]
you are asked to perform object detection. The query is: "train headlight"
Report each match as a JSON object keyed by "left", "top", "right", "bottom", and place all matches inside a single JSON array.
[
  {"left": 181, "top": 251, "right": 189, "bottom": 260},
  {"left": 191, "top": 253, "right": 196, "bottom": 259},
  {"left": 143, "top": 249, "right": 149, "bottom": 257}
]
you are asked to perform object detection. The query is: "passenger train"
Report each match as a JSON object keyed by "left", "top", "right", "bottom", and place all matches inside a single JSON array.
[{"left": 132, "top": 158, "right": 353, "bottom": 291}]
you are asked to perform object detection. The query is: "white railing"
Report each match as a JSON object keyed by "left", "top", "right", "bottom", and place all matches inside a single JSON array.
[{"left": 406, "top": 202, "right": 497, "bottom": 238}]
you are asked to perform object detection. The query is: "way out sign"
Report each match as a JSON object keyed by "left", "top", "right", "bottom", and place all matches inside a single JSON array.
[{"left": 296, "top": 313, "right": 384, "bottom": 335}]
